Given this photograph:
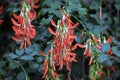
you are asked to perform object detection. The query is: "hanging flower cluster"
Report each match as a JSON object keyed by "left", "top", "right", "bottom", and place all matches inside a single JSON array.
[
  {"left": 11, "top": 0, "right": 39, "bottom": 49},
  {"left": 40, "top": 12, "right": 80, "bottom": 80},
  {"left": 74, "top": 34, "right": 113, "bottom": 66},
  {"left": 78, "top": 34, "right": 114, "bottom": 80}
]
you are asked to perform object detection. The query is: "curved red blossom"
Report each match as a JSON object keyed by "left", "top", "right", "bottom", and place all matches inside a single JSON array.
[
  {"left": 93, "top": 36, "right": 98, "bottom": 43},
  {"left": 25, "top": 0, "right": 40, "bottom": 9},
  {"left": 71, "top": 44, "right": 85, "bottom": 51},
  {"left": 88, "top": 57, "right": 93, "bottom": 65},
  {"left": 106, "top": 36, "right": 112, "bottom": 43},
  {"left": 51, "top": 19, "right": 57, "bottom": 27},
  {"left": 39, "top": 50, "right": 46, "bottom": 56},
  {"left": 48, "top": 27, "right": 56, "bottom": 35}
]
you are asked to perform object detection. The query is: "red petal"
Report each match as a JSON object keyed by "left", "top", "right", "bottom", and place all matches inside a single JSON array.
[
  {"left": 39, "top": 50, "right": 46, "bottom": 56},
  {"left": 84, "top": 47, "right": 88, "bottom": 55},
  {"left": 71, "top": 44, "right": 85, "bottom": 51},
  {"left": 48, "top": 27, "right": 55, "bottom": 35},
  {"left": 85, "top": 50, "right": 91, "bottom": 58},
  {"left": 59, "top": 59, "right": 63, "bottom": 70},
  {"left": 69, "top": 35, "right": 76, "bottom": 39},
  {"left": 0, "top": 19, "right": 3, "bottom": 24},
  {"left": 35, "top": 0, "right": 39, "bottom": 4},
  {"left": 51, "top": 71, "right": 59, "bottom": 80},
  {"left": 106, "top": 36, "right": 112, "bottom": 43},
  {"left": 51, "top": 19, "right": 56, "bottom": 27},
  {"left": 26, "top": 38, "right": 31, "bottom": 47},
  {"left": 77, "top": 44, "right": 85, "bottom": 48},
  {"left": 11, "top": 18, "right": 19, "bottom": 26},
  {"left": 93, "top": 36, "right": 98, "bottom": 43},
  {"left": 99, "top": 8, "right": 102, "bottom": 20},
  {"left": 88, "top": 57, "right": 93, "bottom": 66},
  {"left": 12, "top": 26, "right": 18, "bottom": 32},
  {"left": 96, "top": 45, "right": 102, "bottom": 50},
  {"left": 32, "top": 5, "right": 40, "bottom": 9},
  {"left": 66, "top": 63, "right": 71, "bottom": 71},
  {"left": 111, "top": 66, "right": 115, "bottom": 71},
  {"left": 66, "top": 17, "right": 71, "bottom": 27},
  {"left": 71, "top": 22, "right": 79, "bottom": 28},
  {"left": 30, "top": 26, "right": 36, "bottom": 38},
  {"left": 98, "top": 71, "right": 104, "bottom": 76},
  {"left": 13, "top": 14, "right": 18, "bottom": 19},
  {"left": 12, "top": 36, "right": 19, "bottom": 41},
  {"left": 94, "top": 74, "right": 96, "bottom": 80},
  {"left": 61, "top": 18, "right": 65, "bottom": 26},
  {"left": 20, "top": 39, "right": 25, "bottom": 49},
  {"left": 42, "top": 67, "right": 48, "bottom": 79},
  {"left": 71, "top": 44, "right": 78, "bottom": 51}
]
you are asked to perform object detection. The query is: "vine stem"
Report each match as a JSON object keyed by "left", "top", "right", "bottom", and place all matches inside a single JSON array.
[
  {"left": 70, "top": 14, "right": 88, "bottom": 32},
  {"left": 0, "top": 60, "right": 28, "bottom": 80},
  {"left": 108, "top": 56, "right": 120, "bottom": 63}
]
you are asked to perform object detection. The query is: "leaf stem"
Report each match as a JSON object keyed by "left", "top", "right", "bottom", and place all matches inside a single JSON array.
[
  {"left": 0, "top": 60, "right": 28, "bottom": 80},
  {"left": 70, "top": 14, "right": 88, "bottom": 32}
]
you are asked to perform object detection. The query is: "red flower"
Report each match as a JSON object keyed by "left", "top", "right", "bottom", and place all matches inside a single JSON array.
[
  {"left": 51, "top": 19, "right": 57, "bottom": 27},
  {"left": 11, "top": 1, "right": 37, "bottom": 49},
  {"left": 41, "top": 13, "right": 80, "bottom": 79},
  {"left": 0, "top": 6, "right": 2, "bottom": 15},
  {"left": 88, "top": 57, "right": 93, "bottom": 65},
  {"left": 93, "top": 36, "right": 98, "bottom": 43},
  {"left": 106, "top": 36, "right": 112, "bottom": 43},
  {"left": 0, "top": 19, "right": 3, "bottom": 24},
  {"left": 25, "top": 0, "right": 40, "bottom": 9}
]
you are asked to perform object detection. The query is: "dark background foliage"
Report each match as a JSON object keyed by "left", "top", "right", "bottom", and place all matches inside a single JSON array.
[{"left": 0, "top": 0, "right": 120, "bottom": 80}]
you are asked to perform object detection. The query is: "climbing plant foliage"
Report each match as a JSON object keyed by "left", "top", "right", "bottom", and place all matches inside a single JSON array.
[{"left": 0, "top": 0, "right": 120, "bottom": 80}]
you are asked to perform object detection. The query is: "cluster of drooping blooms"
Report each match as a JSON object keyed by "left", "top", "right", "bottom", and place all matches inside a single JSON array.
[
  {"left": 74, "top": 34, "right": 113, "bottom": 65},
  {"left": 11, "top": 0, "right": 39, "bottom": 49},
  {"left": 78, "top": 34, "right": 113, "bottom": 80},
  {"left": 40, "top": 12, "right": 81, "bottom": 80}
]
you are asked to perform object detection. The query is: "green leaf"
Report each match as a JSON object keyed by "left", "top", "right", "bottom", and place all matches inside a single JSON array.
[
  {"left": 4, "top": 53, "right": 18, "bottom": 59},
  {"left": 19, "top": 55, "right": 34, "bottom": 61},
  {"left": 17, "top": 72, "right": 25, "bottom": 80},
  {"left": 40, "top": 16, "right": 53, "bottom": 25},
  {"left": 8, "top": 62, "right": 19, "bottom": 70},
  {"left": 112, "top": 46, "right": 120, "bottom": 57},
  {"left": 30, "top": 50, "right": 40, "bottom": 57},
  {"left": 0, "top": 69, "right": 5, "bottom": 76},
  {"left": 67, "top": 0, "right": 87, "bottom": 15},
  {"left": 104, "top": 60, "right": 112, "bottom": 66},
  {"left": 101, "top": 43, "right": 110, "bottom": 52},
  {"left": 4, "top": 76, "right": 13, "bottom": 80},
  {"left": 115, "top": 4, "right": 120, "bottom": 10},
  {"left": 36, "top": 57, "right": 43, "bottom": 63},
  {"left": 99, "top": 53, "right": 109, "bottom": 63},
  {"left": 38, "top": 65, "right": 42, "bottom": 73},
  {"left": 25, "top": 46, "right": 33, "bottom": 54},
  {"left": 56, "top": 76, "right": 61, "bottom": 80},
  {"left": 93, "top": 27, "right": 101, "bottom": 37},
  {"left": 16, "top": 49, "right": 24, "bottom": 56},
  {"left": 75, "top": 35, "right": 81, "bottom": 43},
  {"left": 29, "top": 62, "right": 39, "bottom": 69}
]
